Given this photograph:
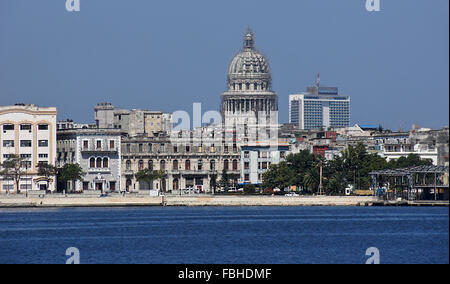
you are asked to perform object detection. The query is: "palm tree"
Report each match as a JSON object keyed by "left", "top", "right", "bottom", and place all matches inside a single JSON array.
[{"left": 303, "top": 169, "right": 320, "bottom": 194}]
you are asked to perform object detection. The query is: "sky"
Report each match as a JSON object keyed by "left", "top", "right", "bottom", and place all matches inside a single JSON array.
[{"left": 0, "top": 0, "right": 449, "bottom": 131}]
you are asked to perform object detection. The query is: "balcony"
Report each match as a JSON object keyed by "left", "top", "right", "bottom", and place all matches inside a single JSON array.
[{"left": 81, "top": 146, "right": 118, "bottom": 153}]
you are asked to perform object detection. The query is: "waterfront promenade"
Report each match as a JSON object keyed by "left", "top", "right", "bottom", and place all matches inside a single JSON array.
[
  {"left": 1, "top": 192, "right": 447, "bottom": 208},
  {"left": 0, "top": 192, "right": 383, "bottom": 208}
]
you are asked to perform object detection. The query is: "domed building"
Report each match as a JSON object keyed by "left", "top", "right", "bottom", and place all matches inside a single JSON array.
[{"left": 221, "top": 29, "right": 278, "bottom": 131}]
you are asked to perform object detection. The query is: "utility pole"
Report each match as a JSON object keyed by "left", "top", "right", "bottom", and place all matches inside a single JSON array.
[{"left": 318, "top": 159, "right": 324, "bottom": 196}]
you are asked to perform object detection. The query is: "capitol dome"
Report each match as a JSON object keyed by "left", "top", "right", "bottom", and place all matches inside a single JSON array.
[{"left": 227, "top": 29, "right": 272, "bottom": 92}]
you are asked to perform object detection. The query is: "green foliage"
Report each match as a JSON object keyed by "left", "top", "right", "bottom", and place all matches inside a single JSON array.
[
  {"left": 135, "top": 169, "right": 166, "bottom": 184},
  {"left": 243, "top": 184, "right": 257, "bottom": 194},
  {"left": 0, "top": 154, "right": 27, "bottom": 193},
  {"left": 59, "top": 163, "right": 85, "bottom": 182},
  {"left": 261, "top": 143, "right": 434, "bottom": 196}
]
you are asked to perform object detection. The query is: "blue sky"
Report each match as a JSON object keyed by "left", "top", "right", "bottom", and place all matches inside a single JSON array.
[{"left": 0, "top": 0, "right": 448, "bottom": 131}]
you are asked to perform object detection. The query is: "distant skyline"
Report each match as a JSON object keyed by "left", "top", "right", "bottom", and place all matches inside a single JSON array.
[{"left": 1, "top": 0, "right": 449, "bottom": 131}]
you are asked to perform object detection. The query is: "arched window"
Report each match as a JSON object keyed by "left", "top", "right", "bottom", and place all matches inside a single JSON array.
[
  {"left": 210, "top": 160, "right": 216, "bottom": 171},
  {"left": 224, "top": 159, "right": 229, "bottom": 171},
  {"left": 160, "top": 160, "right": 166, "bottom": 170},
  {"left": 103, "top": 157, "right": 109, "bottom": 168},
  {"left": 126, "top": 160, "right": 131, "bottom": 170},
  {"left": 90, "top": 157, "right": 95, "bottom": 168},
  {"left": 148, "top": 160, "right": 153, "bottom": 171},
  {"left": 232, "top": 159, "right": 238, "bottom": 171},
  {"left": 185, "top": 160, "right": 191, "bottom": 171},
  {"left": 138, "top": 160, "right": 144, "bottom": 171},
  {"left": 173, "top": 178, "right": 179, "bottom": 190},
  {"left": 173, "top": 160, "right": 178, "bottom": 171},
  {"left": 96, "top": 157, "right": 102, "bottom": 168}
]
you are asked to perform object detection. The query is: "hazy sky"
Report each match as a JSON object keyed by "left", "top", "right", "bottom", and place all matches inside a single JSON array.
[{"left": 1, "top": 0, "right": 448, "bottom": 131}]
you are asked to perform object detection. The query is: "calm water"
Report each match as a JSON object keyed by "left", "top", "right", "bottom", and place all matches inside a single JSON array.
[{"left": 0, "top": 206, "right": 448, "bottom": 264}]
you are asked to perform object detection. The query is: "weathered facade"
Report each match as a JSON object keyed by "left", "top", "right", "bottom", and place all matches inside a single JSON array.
[
  {"left": 121, "top": 135, "right": 241, "bottom": 192},
  {"left": 57, "top": 127, "right": 122, "bottom": 192}
]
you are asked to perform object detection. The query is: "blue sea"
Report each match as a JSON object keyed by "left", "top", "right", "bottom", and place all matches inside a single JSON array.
[{"left": 0, "top": 206, "right": 448, "bottom": 264}]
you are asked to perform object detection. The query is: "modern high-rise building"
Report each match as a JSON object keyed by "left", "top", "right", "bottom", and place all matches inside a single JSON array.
[{"left": 289, "top": 85, "right": 350, "bottom": 130}]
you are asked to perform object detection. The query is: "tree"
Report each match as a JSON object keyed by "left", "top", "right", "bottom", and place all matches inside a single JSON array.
[
  {"left": 135, "top": 169, "right": 166, "bottom": 191},
  {"left": 303, "top": 168, "right": 320, "bottom": 194},
  {"left": 37, "top": 163, "right": 59, "bottom": 192},
  {"left": 59, "top": 164, "right": 85, "bottom": 193},
  {"left": 243, "top": 184, "right": 256, "bottom": 195},
  {"left": 0, "top": 154, "right": 27, "bottom": 194},
  {"left": 219, "top": 169, "right": 230, "bottom": 192}
]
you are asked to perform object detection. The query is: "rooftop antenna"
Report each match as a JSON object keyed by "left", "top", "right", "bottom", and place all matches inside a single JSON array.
[{"left": 316, "top": 73, "right": 320, "bottom": 88}]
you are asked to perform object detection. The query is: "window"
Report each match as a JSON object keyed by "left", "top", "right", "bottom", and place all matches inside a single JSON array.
[
  {"left": 126, "top": 160, "right": 131, "bottom": 170},
  {"left": 96, "top": 157, "right": 102, "bottom": 168},
  {"left": 224, "top": 160, "right": 229, "bottom": 171},
  {"left": 173, "top": 160, "right": 178, "bottom": 171},
  {"left": 3, "top": 124, "right": 14, "bottom": 131},
  {"left": 148, "top": 144, "right": 152, "bottom": 152},
  {"left": 244, "top": 162, "right": 249, "bottom": 170},
  {"left": 110, "top": 140, "right": 115, "bottom": 149},
  {"left": 126, "top": 144, "right": 131, "bottom": 153},
  {"left": 173, "top": 146, "right": 178, "bottom": 153},
  {"left": 160, "top": 144, "right": 165, "bottom": 152},
  {"left": 224, "top": 145, "right": 229, "bottom": 153},
  {"left": 138, "top": 160, "right": 144, "bottom": 170},
  {"left": 148, "top": 160, "right": 153, "bottom": 171},
  {"left": 139, "top": 144, "right": 143, "bottom": 152},
  {"left": 38, "top": 140, "right": 48, "bottom": 147},
  {"left": 185, "top": 160, "right": 191, "bottom": 171},
  {"left": 233, "top": 160, "right": 238, "bottom": 171},
  {"left": 38, "top": 154, "right": 48, "bottom": 158},
  {"left": 90, "top": 158, "right": 95, "bottom": 168},
  {"left": 2, "top": 140, "right": 14, "bottom": 147},
  {"left": 244, "top": 174, "right": 250, "bottom": 182},
  {"left": 210, "top": 160, "right": 216, "bottom": 171},
  {"left": 21, "top": 161, "right": 32, "bottom": 169},
  {"left": 20, "top": 154, "right": 31, "bottom": 159},
  {"left": 38, "top": 124, "right": 48, "bottom": 130},
  {"left": 160, "top": 160, "right": 166, "bottom": 170},
  {"left": 198, "top": 160, "right": 203, "bottom": 171},
  {"left": 103, "top": 158, "right": 109, "bottom": 168},
  {"left": 20, "top": 140, "right": 32, "bottom": 147},
  {"left": 96, "top": 140, "right": 102, "bottom": 149},
  {"left": 20, "top": 124, "right": 32, "bottom": 131},
  {"left": 83, "top": 140, "right": 89, "bottom": 149}
]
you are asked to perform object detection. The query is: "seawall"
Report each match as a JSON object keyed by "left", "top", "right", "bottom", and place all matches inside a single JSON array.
[{"left": 0, "top": 195, "right": 383, "bottom": 208}]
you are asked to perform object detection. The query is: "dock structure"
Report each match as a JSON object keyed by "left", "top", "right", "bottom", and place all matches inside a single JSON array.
[{"left": 370, "top": 165, "right": 449, "bottom": 201}]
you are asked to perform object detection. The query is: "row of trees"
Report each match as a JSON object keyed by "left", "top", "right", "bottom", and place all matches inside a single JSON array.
[
  {"left": 262, "top": 143, "right": 433, "bottom": 195},
  {"left": 0, "top": 154, "right": 84, "bottom": 193}
]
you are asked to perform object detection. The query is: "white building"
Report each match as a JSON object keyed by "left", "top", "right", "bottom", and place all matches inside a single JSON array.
[
  {"left": 0, "top": 104, "right": 57, "bottom": 192},
  {"left": 57, "top": 127, "right": 122, "bottom": 192},
  {"left": 289, "top": 86, "right": 350, "bottom": 130},
  {"left": 240, "top": 143, "right": 289, "bottom": 185}
]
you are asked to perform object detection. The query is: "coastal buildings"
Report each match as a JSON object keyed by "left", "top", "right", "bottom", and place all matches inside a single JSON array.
[
  {"left": 121, "top": 134, "right": 241, "bottom": 192},
  {"left": 57, "top": 122, "right": 122, "bottom": 192},
  {"left": 241, "top": 143, "right": 289, "bottom": 185},
  {"left": 289, "top": 84, "right": 350, "bottom": 130},
  {"left": 0, "top": 104, "right": 57, "bottom": 192},
  {"left": 94, "top": 102, "right": 172, "bottom": 137}
]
